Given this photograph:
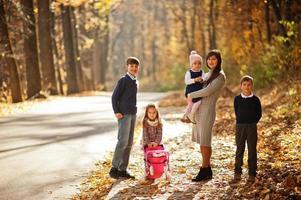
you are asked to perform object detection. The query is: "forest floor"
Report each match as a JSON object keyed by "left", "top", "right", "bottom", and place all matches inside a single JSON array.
[
  {"left": 71, "top": 79, "right": 301, "bottom": 200},
  {"left": 1, "top": 81, "right": 300, "bottom": 200}
]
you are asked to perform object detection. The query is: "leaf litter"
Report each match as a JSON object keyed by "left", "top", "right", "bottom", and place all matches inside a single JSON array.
[{"left": 72, "top": 81, "right": 301, "bottom": 199}]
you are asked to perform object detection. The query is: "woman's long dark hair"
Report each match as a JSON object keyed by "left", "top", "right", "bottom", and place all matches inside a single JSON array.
[{"left": 205, "top": 49, "right": 222, "bottom": 85}]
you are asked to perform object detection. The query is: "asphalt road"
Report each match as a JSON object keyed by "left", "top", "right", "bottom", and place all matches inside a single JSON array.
[{"left": 0, "top": 92, "right": 166, "bottom": 200}]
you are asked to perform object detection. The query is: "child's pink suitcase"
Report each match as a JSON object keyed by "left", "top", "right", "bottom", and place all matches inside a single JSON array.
[{"left": 144, "top": 145, "right": 170, "bottom": 180}]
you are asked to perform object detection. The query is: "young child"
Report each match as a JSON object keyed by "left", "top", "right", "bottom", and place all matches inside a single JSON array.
[
  {"left": 142, "top": 104, "right": 170, "bottom": 180},
  {"left": 142, "top": 104, "right": 162, "bottom": 148},
  {"left": 181, "top": 51, "right": 207, "bottom": 124},
  {"left": 232, "top": 75, "right": 262, "bottom": 183},
  {"left": 109, "top": 56, "right": 140, "bottom": 179}
]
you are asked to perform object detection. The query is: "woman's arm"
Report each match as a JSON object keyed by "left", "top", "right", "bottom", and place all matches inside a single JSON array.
[{"left": 188, "top": 74, "right": 225, "bottom": 99}]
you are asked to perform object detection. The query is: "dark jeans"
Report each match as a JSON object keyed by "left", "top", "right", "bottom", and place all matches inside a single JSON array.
[{"left": 234, "top": 123, "right": 257, "bottom": 176}]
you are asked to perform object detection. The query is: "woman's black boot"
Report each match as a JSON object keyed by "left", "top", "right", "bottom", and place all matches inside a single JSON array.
[{"left": 192, "top": 167, "right": 212, "bottom": 182}]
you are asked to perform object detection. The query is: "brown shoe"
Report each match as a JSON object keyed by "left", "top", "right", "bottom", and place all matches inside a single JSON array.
[
  {"left": 180, "top": 115, "right": 190, "bottom": 123},
  {"left": 187, "top": 113, "right": 196, "bottom": 124}
]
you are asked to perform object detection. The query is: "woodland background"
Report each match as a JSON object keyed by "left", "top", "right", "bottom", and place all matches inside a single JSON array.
[{"left": 1, "top": 0, "right": 301, "bottom": 103}]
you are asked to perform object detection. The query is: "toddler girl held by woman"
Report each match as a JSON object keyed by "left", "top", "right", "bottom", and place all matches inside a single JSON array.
[{"left": 181, "top": 51, "right": 208, "bottom": 124}]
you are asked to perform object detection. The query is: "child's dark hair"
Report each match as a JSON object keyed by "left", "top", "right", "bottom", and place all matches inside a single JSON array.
[
  {"left": 143, "top": 104, "right": 162, "bottom": 127},
  {"left": 126, "top": 57, "right": 140, "bottom": 65},
  {"left": 240, "top": 75, "right": 254, "bottom": 84},
  {"left": 205, "top": 49, "right": 222, "bottom": 85}
]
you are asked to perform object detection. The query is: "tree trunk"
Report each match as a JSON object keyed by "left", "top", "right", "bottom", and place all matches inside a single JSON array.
[
  {"left": 151, "top": 35, "right": 157, "bottom": 81},
  {"left": 100, "top": 31, "right": 109, "bottom": 87},
  {"left": 61, "top": 5, "right": 79, "bottom": 94},
  {"left": 197, "top": 5, "right": 206, "bottom": 58},
  {"left": 0, "top": 0, "right": 23, "bottom": 103},
  {"left": 247, "top": 0, "right": 255, "bottom": 49},
  {"left": 181, "top": 8, "right": 191, "bottom": 52},
  {"left": 270, "top": 0, "right": 287, "bottom": 36},
  {"left": 21, "top": 0, "right": 42, "bottom": 99},
  {"left": 70, "top": 7, "right": 84, "bottom": 92},
  {"left": 285, "top": 0, "right": 292, "bottom": 21},
  {"left": 190, "top": 0, "right": 198, "bottom": 50},
  {"left": 50, "top": 7, "right": 64, "bottom": 95},
  {"left": 208, "top": 0, "right": 217, "bottom": 49},
  {"left": 92, "top": 40, "right": 101, "bottom": 86},
  {"left": 265, "top": 0, "right": 272, "bottom": 43},
  {"left": 38, "top": 0, "right": 58, "bottom": 95}
]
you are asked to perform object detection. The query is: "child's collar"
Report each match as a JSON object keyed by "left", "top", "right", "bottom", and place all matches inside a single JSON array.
[
  {"left": 126, "top": 72, "right": 137, "bottom": 80},
  {"left": 241, "top": 92, "right": 254, "bottom": 98},
  {"left": 190, "top": 68, "right": 202, "bottom": 72}
]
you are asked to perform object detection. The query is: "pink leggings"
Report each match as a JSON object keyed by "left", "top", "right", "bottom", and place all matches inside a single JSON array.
[{"left": 185, "top": 98, "right": 202, "bottom": 116}]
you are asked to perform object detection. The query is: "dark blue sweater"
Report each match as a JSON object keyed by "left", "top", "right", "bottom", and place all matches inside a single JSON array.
[
  {"left": 112, "top": 74, "right": 137, "bottom": 114},
  {"left": 234, "top": 94, "right": 262, "bottom": 124}
]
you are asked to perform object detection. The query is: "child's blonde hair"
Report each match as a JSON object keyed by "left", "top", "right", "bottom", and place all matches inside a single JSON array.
[{"left": 142, "top": 104, "right": 162, "bottom": 127}]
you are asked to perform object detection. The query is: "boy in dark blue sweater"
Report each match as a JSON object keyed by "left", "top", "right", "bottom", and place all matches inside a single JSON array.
[
  {"left": 109, "top": 57, "right": 140, "bottom": 179},
  {"left": 232, "top": 75, "right": 262, "bottom": 183}
]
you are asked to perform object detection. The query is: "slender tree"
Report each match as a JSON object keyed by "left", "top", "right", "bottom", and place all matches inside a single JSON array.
[
  {"left": 70, "top": 7, "right": 84, "bottom": 92},
  {"left": 61, "top": 4, "right": 79, "bottom": 94},
  {"left": 208, "top": 0, "right": 217, "bottom": 49},
  {"left": 38, "top": 0, "right": 58, "bottom": 95},
  {"left": 270, "top": 0, "right": 287, "bottom": 36},
  {"left": 265, "top": 0, "right": 272, "bottom": 43},
  {"left": 21, "top": 0, "right": 42, "bottom": 99},
  {"left": 50, "top": 6, "right": 64, "bottom": 95},
  {"left": 0, "top": 0, "right": 22, "bottom": 103},
  {"left": 247, "top": 0, "right": 255, "bottom": 48},
  {"left": 197, "top": 2, "right": 206, "bottom": 58}
]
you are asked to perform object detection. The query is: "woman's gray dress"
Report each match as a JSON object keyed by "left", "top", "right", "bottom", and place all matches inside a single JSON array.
[{"left": 188, "top": 71, "right": 226, "bottom": 147}]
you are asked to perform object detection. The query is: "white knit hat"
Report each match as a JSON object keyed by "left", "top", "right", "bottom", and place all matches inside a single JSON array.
[{"left": 189, "top": 50, "right": 203, "bottom": 66}]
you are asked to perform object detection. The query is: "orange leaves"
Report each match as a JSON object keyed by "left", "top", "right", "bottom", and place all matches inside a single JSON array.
[
  {"left": 72, "top": 160, "right": 115, "bottom": 200},
  {"left": 72, "top": 79, "right": 300, "bottom": 199},
  {"left": 158, "top": 91, "right": 186, "bottom": 107}
]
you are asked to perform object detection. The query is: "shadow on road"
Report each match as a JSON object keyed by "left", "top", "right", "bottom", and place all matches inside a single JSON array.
[{"left": 0, "top": 111, "right": 116, "bottom": 156}]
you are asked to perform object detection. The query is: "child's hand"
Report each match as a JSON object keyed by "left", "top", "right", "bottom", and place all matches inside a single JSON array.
[
  {"left": 147, "top": 143, "right": 157, "bottom": 148},
  {"left": 194, "top": 77, "right": 203, "bottom": 82},
  {"left": 151, "top": 142, "right": 158, "bottom": 147},
  {"left": 115, "top": 113, "right": 123, "bottom": 119}
]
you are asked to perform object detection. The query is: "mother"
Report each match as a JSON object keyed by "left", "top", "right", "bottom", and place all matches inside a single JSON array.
[{"left": 187, "top": 49, "right": 226, "bottom": 182}]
